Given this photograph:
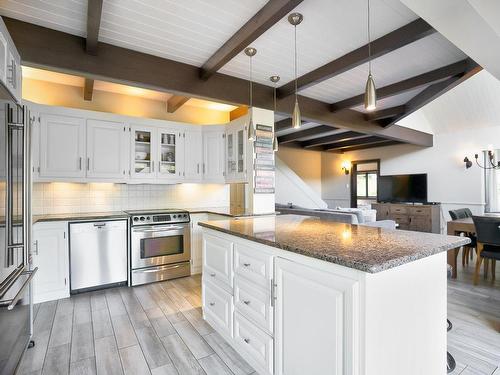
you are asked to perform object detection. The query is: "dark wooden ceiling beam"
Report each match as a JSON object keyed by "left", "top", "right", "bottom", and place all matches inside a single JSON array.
[
  {"left": 83, "top": 78, "right": 94, "bottom": 101},
  {"left": 381, "top": 59, "right": 482, "bottom": 127},
  {"left": 323, "top": 136, "right": 387, "bottom": 151},
  {"left": 200, "top": 0, "right": 303, "bottom": 80},
  {"left": 274, "top": 118, "right": 306, "bottom": 132},
  {"left": 336, "top": 140, "right": 401, "bottom": 153},
  {"left": 364, "top": 105, "right": 406, "bottom": 121},
  {"left": 277, "top": 18, "right": 435, "bottom": 98},
  {"left": 302, "top": 131, "right": 366, "bottom": 148},
  {"left": 277, "top": 125, "right": 337, "bottom": 144},
  {"left": 86, "top": 0, "right": 103, "bottom": 55},
  {"left": 167, "top": 95, "right": 190, "bottom": 113},
  {"left": 331, "top": 59, "right": 471, "bottom": 112},
  {"left": 3, "top": 17, "right": 433, "bottom": 147}
]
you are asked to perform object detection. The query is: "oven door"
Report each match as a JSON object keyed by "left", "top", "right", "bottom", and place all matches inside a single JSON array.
[{"left": 131, "top": 224, "right": 190, "bottom": 269}]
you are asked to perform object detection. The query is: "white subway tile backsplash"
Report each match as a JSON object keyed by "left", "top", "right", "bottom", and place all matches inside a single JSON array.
[{"left": 32, "top": 182, "right": 230, "bottom": 215}]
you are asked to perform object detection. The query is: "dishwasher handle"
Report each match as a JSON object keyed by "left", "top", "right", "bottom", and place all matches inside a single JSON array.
[{"left": 93, "top": 223, "right": 106, "bottom": 228}]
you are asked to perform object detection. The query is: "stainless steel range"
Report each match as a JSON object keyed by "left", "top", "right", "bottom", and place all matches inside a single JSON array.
[{"left": 126, "top": 209, "right": 191, "bottom": 286}]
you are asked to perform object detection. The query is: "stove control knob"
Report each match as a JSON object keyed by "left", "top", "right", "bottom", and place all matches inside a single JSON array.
[
  {"left": 140, "top": 216, "right": 145, "bottom": 221},
  {"left": 146, "top": 216, "right": 150, "bottom": 221},
  {"left": 133, "top": 217, "right": 138, "bottom": 222}
]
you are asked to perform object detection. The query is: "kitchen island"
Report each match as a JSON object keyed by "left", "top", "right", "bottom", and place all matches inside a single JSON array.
[{"left": 198, "top": 215, "right": 469, "bottom": 375}]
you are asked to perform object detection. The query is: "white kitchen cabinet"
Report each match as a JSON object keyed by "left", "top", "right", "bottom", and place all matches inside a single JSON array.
[
  {"left": 0, "top": 30, "right": 7, "bottom": 86},
  {"left": 157, "top": 127, "right": 183, "bottom": 182},
  {"left": 225, "top": 119, "right": 247, "bottom": 182},
  {"left": 39, "top": 113, "right": 86, "bottom": 178},
  {"left": 0, "top": 17, "right": 21, "bottom": 103},
  {"left": 274, "top": 257, "right": 358, "bottom": 375},
  {"left": 87, "top": 119, "right": 128, "bottom": 180},
  {"left": 190, "top": 213, "right": 208, "bottom": 274},
  {"left": 184, "top": 128, "right": 203, "bottom": 182},
  {"left": 130, "top": 124, "right": 157, "bottom": 180},
  {"left": 203, "top": 127, "right": 225, "bottom": 182},
  {"left": 32, "top": 222, "right": 69, "bottom": 304}
]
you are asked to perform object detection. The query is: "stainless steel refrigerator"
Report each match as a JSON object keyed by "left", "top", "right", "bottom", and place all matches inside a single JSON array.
[{"left": 0, "top": 85, "right": 35, "bottom": 374}]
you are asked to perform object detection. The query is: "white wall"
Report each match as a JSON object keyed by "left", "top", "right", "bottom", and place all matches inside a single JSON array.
[
  {"left": 277, "top": 147, "right": 323, "bottom": 195},
  {"left": 31, "top": 182, "right": 229, "bottom": 215}
]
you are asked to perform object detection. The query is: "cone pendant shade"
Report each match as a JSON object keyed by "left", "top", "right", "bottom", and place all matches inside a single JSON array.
[
  {"left": 273, "top": 134, "right": 279, "bottom": 152},
  {"left": 364, "top": 73, "right": 377, "bottom": 111},
  {"left": 247, "top": 115, "right": 255, "bottom": 141},
  {"left": 292, "top": 100, "right": 301, "bottom": 129}
]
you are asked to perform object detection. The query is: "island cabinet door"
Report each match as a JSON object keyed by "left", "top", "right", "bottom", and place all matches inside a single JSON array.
[{"left": 274, "top": 257, "right": 360, "bottom": 375}]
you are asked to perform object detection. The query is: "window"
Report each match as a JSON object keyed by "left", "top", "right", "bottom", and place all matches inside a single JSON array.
[{"left": 357, "top": 172, "right": 377, "bottom": 199}]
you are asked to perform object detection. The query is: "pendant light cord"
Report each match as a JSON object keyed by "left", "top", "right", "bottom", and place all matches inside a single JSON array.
[
  {"left": 367, "top": 0, "right": 372, "bottom": 74},
  {"left": 294, "top": 24, "right": 298, "bottom": 103},
  {"left": 249, "top": 56, "right": 253, "bottom": 108}
]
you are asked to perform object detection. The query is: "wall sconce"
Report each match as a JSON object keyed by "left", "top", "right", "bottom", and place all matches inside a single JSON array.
[
  {"left": 464, "top": 151, "right": 500, "bottom": 170},
  {"left": 463, "top": 157, "right": 472, "bottom": 169},
  {"left": 341, "top": 161, "right": 350, "bottom": 175}
]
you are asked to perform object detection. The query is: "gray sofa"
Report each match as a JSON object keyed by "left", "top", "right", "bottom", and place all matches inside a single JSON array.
[{"left": 276, "top": 204, "right": 397, "bottom": 230}]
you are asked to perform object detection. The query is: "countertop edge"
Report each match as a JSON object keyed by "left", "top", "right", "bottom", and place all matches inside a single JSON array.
[{"left": 198, "top": 221, "right": 471, "bottom": 273}]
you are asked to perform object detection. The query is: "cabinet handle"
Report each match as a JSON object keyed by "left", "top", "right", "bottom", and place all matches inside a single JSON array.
[
  {"left": 79, "top": 157, "right": 82, "bottom": 170},
  {"left": 203, "top": 163, "right": 205, "bottom": 174},
  {"left": 197, "top": 163, "right": 200, "bottom": 174},
  {"left": 152, "top": 161, "right": 154, "bottom": 172},
  {"left": 209, "top": 302, "right": 215, "bottom": 306},
  {"left": 87, "top": 157, "right": 90, "bottom": 171},
  {"left": 158, "top": 161, "right": 161, "bottom": 173},
  {"left": 243, "top": 300, "right": 251, "bottom": 305},
  {"left": 33, "top": 240, "right": 39, "bottom": 255},
  {"left": 243, "top": 338, "right": 250, "bottom": 344},
  {"left": 210, "top": 272, "right": 216, "bottom": 277},
  {"left": 243, "top": 263, "right": 250, "bottom": 267}
]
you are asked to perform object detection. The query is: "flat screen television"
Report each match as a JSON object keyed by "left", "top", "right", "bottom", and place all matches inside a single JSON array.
[{"left": 377, "top": 173, "right": 428, "bottom": 203}]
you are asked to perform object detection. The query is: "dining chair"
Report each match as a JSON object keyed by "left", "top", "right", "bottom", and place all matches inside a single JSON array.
[
  {"left": 449, "top": 208, "right": 476, "bottom": 266},
  {"left": 471, "top": 216, "right": 500, "bottom": 284}
]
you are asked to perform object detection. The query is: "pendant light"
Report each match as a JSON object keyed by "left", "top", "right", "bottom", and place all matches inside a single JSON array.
[
  {"left": 270, "top": 75, "right": 280, "bottom": 152},
  {"left": 364, "top": 0, "right": 376, "bottom": 111},
  {"left": 288, "top": 13, "right": 303, "bottom": 129},
  {"left": 245, "top": 47, "right": 257, "bottom": 141}
]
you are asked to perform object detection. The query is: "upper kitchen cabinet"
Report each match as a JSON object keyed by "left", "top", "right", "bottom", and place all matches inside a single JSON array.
[
  {"left": 0, "top": 17, "right": 21, "bottom": 103},
  {"left": 130, "top": 124, "right": 157, "bottom": 180},
  {"left": 39, "top": 113, "right": 86, "bottom": 179},
  {"left": 225, "top": 119, "right": 247, "bottom": 183},
  {"left": 184, "top": 127, "right": 203, "bottom": 182},
  {"left": 87, "top": 119, "right": 128, "bottom": 180},
  {"left": 157, "top": 126, "right": 184, "bottom": 182},
  {"left": 203, "top": 126, "right": 225, "bottom": 183}
]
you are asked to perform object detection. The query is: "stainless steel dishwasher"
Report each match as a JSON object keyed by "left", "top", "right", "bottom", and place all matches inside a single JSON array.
[{"left": 69, "top": 220, "right": 128, "bottom": 292}]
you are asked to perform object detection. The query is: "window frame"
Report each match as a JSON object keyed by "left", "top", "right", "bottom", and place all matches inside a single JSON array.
[{"left": 356, "top": 170, "right": 378, "bottom": 199}]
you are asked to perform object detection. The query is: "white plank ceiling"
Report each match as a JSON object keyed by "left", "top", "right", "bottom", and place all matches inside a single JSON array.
[{"left": 0, "top": 0, "right": 468, "bottom": 115}]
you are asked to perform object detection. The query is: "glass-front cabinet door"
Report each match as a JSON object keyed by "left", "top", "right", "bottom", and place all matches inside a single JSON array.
[
  {"left": 226, "top": 132, "right": 236, "bottom": 177},
  {"left": 130, "top": 125, "right": 156, "bottom": 179},
  {"left": 236, "top": 126, "right": 246, "bottom": 179},
  {"left": 225, "top": 122, "right": 247, "bottom": 182},
  {"left": 157, "top": 127, "right": 181, "bottom": 181}
]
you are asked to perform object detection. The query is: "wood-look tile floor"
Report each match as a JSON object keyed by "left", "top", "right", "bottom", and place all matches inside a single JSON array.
[
  {"left": 19, "top": 274, "right": 256, "bottom": 375},
  {"left": 18, "top": 261, "right": 500, "bottom": 375}
]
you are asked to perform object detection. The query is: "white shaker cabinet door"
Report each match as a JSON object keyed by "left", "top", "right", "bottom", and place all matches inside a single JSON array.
[
  {"left": 203, "top": 129, "right": 225, "bottom": 182},
  {"left": 184, "top": 128, "right": 203, "bottom": 182},
  {"left": 39, "top": 114, "right": 86, "bottom": 178},
  {"left": 274, "top": 257, "right": 360, "bottom": 375},
  {"left": 87, "top": 119, "right": 128, "bottom": 180},
  {"left": 32, "top": 222, "right": 69, "bottom": 304}
]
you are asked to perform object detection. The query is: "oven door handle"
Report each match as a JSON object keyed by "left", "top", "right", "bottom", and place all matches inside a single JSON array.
[
  {"left": 133, "top": 226, "right": 185, "bottom": 233},
  {"left": 137, "top": 264, "right": 183, "bottom": 273}
]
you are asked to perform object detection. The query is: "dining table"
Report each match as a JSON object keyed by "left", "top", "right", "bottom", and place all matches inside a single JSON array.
[{"left": 447, "top": 217, "right": 475, "bottom": 278}]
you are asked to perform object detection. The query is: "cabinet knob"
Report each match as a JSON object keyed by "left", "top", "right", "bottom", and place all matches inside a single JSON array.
[
  {"left": 209, "top": 302, "right": 215, "bottom": 306},
  {"left": 243, "top": 263, "right": 250, "bottom": 267},
  {"left": 210, "top": 272, "right": 216, "bottom": 277},
  {"left": 243, "top": 300, "right": 251, "bottom": 305},
  {"left": 243, "top": 338, "right": 250, "bottom": 344}
]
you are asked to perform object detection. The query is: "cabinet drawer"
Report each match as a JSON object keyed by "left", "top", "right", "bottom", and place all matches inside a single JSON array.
[
  {"left": 408, "top": 206, "right": 431, "bottom": 216},
  {"left": 392, "top": 215, "right": 409, "bottom": 225},
  {"left": 203, "top": 233, "right": 233, "bottom": 291},
  {"left": 390, "top": 205, "right": 408, "bottom": 214},
  {"left": 202, "top": 278, "right": 233, "bottom": 338},
  {"left": 234, "top": 243, "right": 273, "bottom": 290},
  {"left": 234, "top": 276, "right": 273, "bottom": 334},
  {"left": 234, "top": 312, "right": 273, "bottom": 375},
  {"left": 409, "top": 217, "right": 431, "bottom": 232}
]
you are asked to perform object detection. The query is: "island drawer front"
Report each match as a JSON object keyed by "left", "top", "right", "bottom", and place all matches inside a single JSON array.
[
  {"left": 203, "top": 233, "right": 233, "bottom": 291},
  {"left": 408, "top": 206, "right": 431, "bottom": 216},
  {"left": 390, "top": 205, "right": 409, "bottom": 214},
  {"left": 233, "top": 312, "right": 274, "bottom": 375},
  {"left": 234, "top": 275, "right": 273, "bottom": 334},
  {"left": 202, "top": 277, "right": 233, "bottom": 338},
  {"left": 234, "top": 243, "right": 273, "bottom": 290}
]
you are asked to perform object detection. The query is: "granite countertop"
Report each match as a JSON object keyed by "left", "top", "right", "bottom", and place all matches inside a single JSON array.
[
  {"left": 33, "top": 207, "right": 277, "bottom": 223},
  {"left": 198, "top": 214, "right": 470, "bottom": 273}
]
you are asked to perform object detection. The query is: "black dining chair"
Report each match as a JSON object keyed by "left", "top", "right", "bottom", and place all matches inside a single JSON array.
[
  {"left": 471, "top": 216, "right": 500, "bottom": 284},
  {"left": 449, "top": 208, "right": 477, "bottom": 266}
]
